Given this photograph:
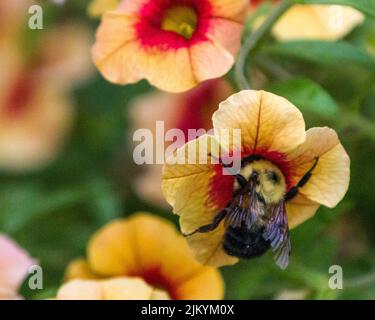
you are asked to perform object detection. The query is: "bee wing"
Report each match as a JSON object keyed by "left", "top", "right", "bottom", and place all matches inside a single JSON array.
[
  {"left": 226, "top": 190, "right": 265, "bottom": 229},
  {"left": 263, "top": 201, "right": 291, "bottom": 270}
]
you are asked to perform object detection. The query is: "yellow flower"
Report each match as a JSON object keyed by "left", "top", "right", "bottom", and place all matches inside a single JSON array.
[
  {"left": 88, "top": 0, "right": 120, "bottom": 17},
  {"left": 91, "top": 0, "right": 247, "bottom": 92},
  {"left": 62, "top": 213, "right": 224, "bottom": 300},
  {"left": 273, "top": 5, "right": 364, "bottom": 41},
  {"left": 162, "top": 90, "right": 350, "bottom": 268},
  {"left": 250, "top": 1, "right": 364, "bottom": 41}
]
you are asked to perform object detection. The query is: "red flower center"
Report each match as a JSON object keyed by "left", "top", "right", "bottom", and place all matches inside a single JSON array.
[
  {"left": 130, "top": 268, "right": 178, "bottom": 299},
  {"left": 136, "top": 0, "right": 212, "bottom": 49},
  {"left": 2, "top": 74, "right": 35, "bottom": 119}
]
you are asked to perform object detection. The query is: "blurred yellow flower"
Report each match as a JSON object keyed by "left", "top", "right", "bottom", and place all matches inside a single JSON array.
[
  {"left": 162, "top": 90, "right": 350, "bottom": 267},
  {"left": 63, "top": 213, "right": 224, "bottom": 300},
  {"left": 130, "top": 79, "right": 233, "bottom": 206},
  {"left": 88, "top": 0, "right": 119, "bottom": 17},
  {"left": 92, "top": 0, "right": 247, "bottom": 92},
  {"left": 250, "top": 1, "right": 364, "bottom": 41}
]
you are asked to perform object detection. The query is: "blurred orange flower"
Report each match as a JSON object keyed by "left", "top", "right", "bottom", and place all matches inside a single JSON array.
[
  {"left": 92, "top": 0, "right": 247, "bottom": 92},
  {"left": 0, "top": 13, "right": 93, "bottom": 171},
  {"left": 0, "top": 235, "right": 36, "bottom": 300},
  {"left": 249, "top": 1, "right": 364, "bottom": 41},
  {"left": 63, "top": 213, "right": 224, "bottom": 300},
  {"left": 130, "top": 79, "right": 233, "bottom": 206},
  {"left": 162, "top": 90, "right": 350, "bottom": 267}
]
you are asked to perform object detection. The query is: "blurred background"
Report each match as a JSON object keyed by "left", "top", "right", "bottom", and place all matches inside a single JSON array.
[{"left": 0, "top": 0, "right": 374, "bottom": 299}]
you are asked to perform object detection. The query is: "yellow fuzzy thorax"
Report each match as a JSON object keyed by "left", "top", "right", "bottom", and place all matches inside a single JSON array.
[{"left": 236, "top": 159, "right": 286, "bottom": 204}]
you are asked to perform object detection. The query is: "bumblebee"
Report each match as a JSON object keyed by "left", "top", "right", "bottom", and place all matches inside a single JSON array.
[{"left": 185, "top": 155, "right": 319, "bottom": 269}]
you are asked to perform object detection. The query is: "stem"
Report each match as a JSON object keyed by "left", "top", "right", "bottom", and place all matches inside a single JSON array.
[
  {"left": 235, "top": 0, "right": 293, "bottom": 90},
  {"left": 345, "top": 271, "right": 375, "bottom": 289}
]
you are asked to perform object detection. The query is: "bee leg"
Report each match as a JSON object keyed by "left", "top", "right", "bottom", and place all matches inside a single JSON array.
[
  {"left": 285, "top": 157, "right": 319, "bottom": 201},
  {"left": 235, "top": 174, "right": 247, "bottom": 188},
  {"left": 183, "top": 209, "right": 227, "bottom": 237}
]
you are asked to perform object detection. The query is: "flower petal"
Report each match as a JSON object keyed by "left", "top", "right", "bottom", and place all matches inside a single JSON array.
[
  {"left": 88, "top": 220, "right": 139, "bottom": 276},
  {"left": 0, "top": 235, "right": 36, "bottom": 298},
  {"left": 190, "top": 17, "right": 243, "bottom": 82},
  {"left": 64, "top": 259, "right": 100, "bottom": 281},
  {"left": 56, "top": 277, "right": 160, "bottom": 300},
  {"left": 210, "top": 0, "right": 248, "bottom": 22},
  {"left": 189, "top": 40, "right": 234, "bottom": 83},
  {"left": 213, "top": 90, "right": 306, "bottom": 155},
  {"left": 273, "top": 5, "right": 364, "bottom": 41},
  {"left": 175, "top": 266, "right": 224, "bottom": 300},
  {"left": 88, "top": 0, "right": 120, "bottom": 17},
  {"left": 162, "top": 134, "right": 237, "bottom": 266},
  {"left": 287, "top": 127, "right": 350, "bottom": 208},
  {"left": 286, "top": 194, "right": 320, "bottom": 229},
  {"left": 91, "top": 11, "right": 140, "bottom": 84}
]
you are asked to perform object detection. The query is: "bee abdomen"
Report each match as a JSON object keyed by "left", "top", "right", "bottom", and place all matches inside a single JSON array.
[{"left": 223, "top": 225, "right": 270, "bottom": 259}]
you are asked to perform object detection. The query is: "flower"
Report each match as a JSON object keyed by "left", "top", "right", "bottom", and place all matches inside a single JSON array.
[
  {"left": 63, "top": 213, "right": 224, "bottom": 299},
  {"left": 130, "top": 79, "right": 233, "bottom": 206},
  {"left": 250, "top": 1, "right": 364, "bottom": 41},
  {"left": 162, "top": 90, "right": 350, "bottom": 267},
  {"left": 0, "top": 17, "right": 92, "bottom": 172},
  {"left": 0, "top": 235, "right": 36, "bottom": 300},
  {"left": 56, "top": 277, "right": 170, "bottom": 300},
  {"left": 88, "top": 0, "right": 120, "bottom": 17},
  {"left": 92, "top": 0, "right": 247, "bottom": 92}
]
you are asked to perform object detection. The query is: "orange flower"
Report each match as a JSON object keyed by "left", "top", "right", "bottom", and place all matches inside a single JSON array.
[
  {"left": 130, "top": 79, "right": 233, "bottom": 206},
  {"left": 63, "top": 213, "right": 224, "bottom": 300},
  {"left": 249, "top": 1, "right": 364, "bottom": 41},
  {"left": 92, "top": 0, "right": 247, "bottom": 92},
  {"left": 0, "top": 18, "right": 92, "bottom": 171},
  {"left": 162, "top": 90, "right": 350, "bottom": 268}
]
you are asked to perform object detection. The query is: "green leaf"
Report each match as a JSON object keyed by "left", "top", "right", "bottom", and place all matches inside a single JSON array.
[
  {"left": 264, "top": 40, "right": 375, "bottom": 71},
  {"left": 0, "top": 184, "right": 86, "bottom": 234},
  {"left": 268, "top": 77, "right": 339, "bottom": 116},
  {"left": 295, "top": 0, "right": 375, "bottom": 18}
]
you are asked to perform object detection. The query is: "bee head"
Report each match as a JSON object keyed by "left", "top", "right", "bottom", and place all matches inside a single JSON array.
[{"left": 236, "top": 160, "right": 286, "bottom": 204}]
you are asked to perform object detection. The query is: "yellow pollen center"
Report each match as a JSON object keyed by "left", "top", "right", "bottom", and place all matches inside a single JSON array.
[{"left": 161, "top": 5, "right": 198, "bottom": 39}]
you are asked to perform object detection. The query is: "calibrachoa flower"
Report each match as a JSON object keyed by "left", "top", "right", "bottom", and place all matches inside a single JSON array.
[
  {"left": 0, "top": 235, "right": 36, "bottom": 300},
  {"left": 250, "top": 1, "right": 364, "bottom": 41},
  {"left": 162, "top": 90, "right": 350, "bottom": 268},
  {"left": 63, "top": 213, "right": 224, "bottom": 300},
  {"left": 0, "top": 19, "right": 92, "bottom": 171},
  {"left": 130, "top": 79, "right": 233, "bottom": 206},
  {"left": 92, "top": 0, "right": 247, "bottom": 92},
  {"left": 56, "top": 277, "right": 170, "bottom": 300},
  {"left": 88, "top": 0, "right": 120, "bottom": 17}
]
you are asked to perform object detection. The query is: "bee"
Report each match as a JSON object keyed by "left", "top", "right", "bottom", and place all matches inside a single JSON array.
[{"left": 185, "top": 155, "right": 319, "bottom": 269}]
